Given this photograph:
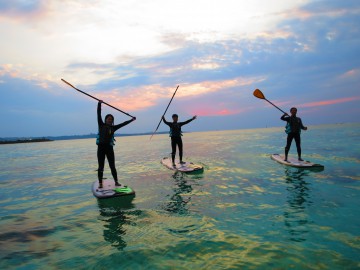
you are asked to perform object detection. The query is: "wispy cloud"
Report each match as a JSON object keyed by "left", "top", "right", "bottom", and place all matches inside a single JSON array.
[
  {"left": 302, "top": 96, "right": 360, "bottom": 108},
  {"left": 339, "top": 69, "right": 360, "bottom": 79}
]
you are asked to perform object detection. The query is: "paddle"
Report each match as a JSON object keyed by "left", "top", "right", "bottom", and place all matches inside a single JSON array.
[
  {"left": 253, "top": 89, "right": 288, "bottom": 115},
  {"left": 61, "top": 78, "right": 135, "bottom": 118},
  {"left": 150, "top": 85, "right": 180, "bottom": 140}
]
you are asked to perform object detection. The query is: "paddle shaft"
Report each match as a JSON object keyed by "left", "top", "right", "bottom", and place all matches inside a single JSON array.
[
  {"left": 61, "top": 79, "right": 134, "bottom": 118},
  {"left": 150, "top": 85, "right": 179, "bottom": 139},
  {"left": 264, "top": 98, "right": 288, "bottom": 115}
]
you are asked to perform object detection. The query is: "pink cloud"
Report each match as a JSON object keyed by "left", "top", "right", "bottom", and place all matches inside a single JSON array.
[
  {"left": 95, "top": 84, "right": 167, "bottom": 112},
  {"left": 187, "top": 103, "right": 246, "bottom": 117},
  {"left": 1, "top": 64, "right": 54, "bottom": 90},
  {"left": 302, "top": 96, "right": 360, "bottom": 108},
  {"left": 0, "top": 64, "right": 20, "bottom": 77},
  {"left": 281, "top": 6, "right": 353, "bottom": 22},
  {"left": 177, "top": 77, "right": 263, "bottom": 98},
  {"left": 340, "top": 69, "right": 360, "bottom": 79},
  {"left": 94, "top": 76, "right": 264, "bottom": 112}
]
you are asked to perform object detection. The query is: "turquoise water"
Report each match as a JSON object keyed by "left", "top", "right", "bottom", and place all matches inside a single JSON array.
[{"left": 1, "top": 123, "right": 359, "bottom": 269}]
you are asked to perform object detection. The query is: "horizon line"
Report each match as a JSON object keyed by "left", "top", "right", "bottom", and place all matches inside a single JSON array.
[{"left": 0, "top": 122, "right": 357, "bottom": 141}]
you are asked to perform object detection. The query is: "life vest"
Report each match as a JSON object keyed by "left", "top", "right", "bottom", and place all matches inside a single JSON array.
[
  {"left": 96, "top": 125, "right": 116, "bottom": 145},
  {"left": 96, "top": 133, "right": 115, "bottom": 146},
  {"left": 285, "top": 117, "right": 301, "bottom": 134},
  {"left": 169, "top": 123, "right": 182, "bottom": 137}
]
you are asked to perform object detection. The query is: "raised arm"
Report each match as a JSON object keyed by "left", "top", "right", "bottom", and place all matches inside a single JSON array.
[
  {"left": 280, "top": 113, "right": 289, "bottom": 121},
  {"left": 97, "top": 101, "right": 104, "bottom": 125},
  {"left": 113, "top": 117, "right": 136, "bottom": 132},
  {"left": 179, "top": 115, "right": 197, "bottom": 126},
  {"left": 162, "top": 116, "right": 171, "bottom": 126}
]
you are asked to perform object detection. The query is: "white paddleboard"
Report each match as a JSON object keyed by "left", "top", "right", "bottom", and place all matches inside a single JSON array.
[
  {"left": 92, "top": 179, "right": 135, "bottom": 199},
  {"left": 161, "top": 157, "right": 204, "bottom": 173},
  {"left": 271, "top": 154, "right": 324, "bottom": 168}
]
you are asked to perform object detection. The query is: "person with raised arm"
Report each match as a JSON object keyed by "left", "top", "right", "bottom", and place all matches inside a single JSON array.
[
  {"left": 97, "top": 101, "right": 136, "bottom": 188},
  {"left": 162, "top": 114, "right": 197, "bottom": 167}
]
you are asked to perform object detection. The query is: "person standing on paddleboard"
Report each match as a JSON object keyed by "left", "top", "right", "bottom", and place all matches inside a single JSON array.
[
  {"left": 281, "top": 107, "right": 307, "bottom": 162},
  {"left": 162, "top": 114, "right": 197, "bottom": 167},
  {"left": 97, "top": 100, "right": 136, "bottom": 188}
]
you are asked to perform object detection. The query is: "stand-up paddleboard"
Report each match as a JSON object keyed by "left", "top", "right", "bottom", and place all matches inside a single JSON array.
[
  {"left": 92, "top": 179, "right": 135, "bottom": 199},
  {"left": 161, "top": 157, "right": 204, "bottom": 173},
  {"left": 271, "top": 154, "right": 324, "bottom": 168}
]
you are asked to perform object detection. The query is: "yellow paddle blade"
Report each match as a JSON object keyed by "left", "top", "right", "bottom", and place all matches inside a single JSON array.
[{"left": 253, "top": 89, "right": 265, "bottom": 99}]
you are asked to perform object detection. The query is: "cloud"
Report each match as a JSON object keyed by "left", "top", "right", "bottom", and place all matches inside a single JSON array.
[
  {"left": 0, "top": 0, "right": 48, "bottom": 21},
  {"left": 177, "top": 78, "right": 262, "bottom": 98},
  {"left": 278, "top": 0, "right": 360, "bottom": 24},
  {"left": 1, "top": 0, "right": 320, "bottom": 86},
  {"left": 187, "top": 105, "right": 245, "bottom": 117},
  {"left": 0, "top": 64, "right": 20, "bottom": 77},
  {"left": 66, "top": 62, "right": 115, "bottom": 70},
  {"left": 339, "top": 69, "right": 360, "bottom": 79},
  {"left": 90, "top": 75, "right": 263, "bottom": 112},
  {"left": 94, "top": 84, "right": 167, "bottom": 112},
  {"left": 60, "top": 0, "right": 359, "bottom": 118},
  {"left": 302, "top": 96, "right": 360, "bottom": 108},
  {"left": 1, "top": 64, "right": 57, "bottom": 92}
]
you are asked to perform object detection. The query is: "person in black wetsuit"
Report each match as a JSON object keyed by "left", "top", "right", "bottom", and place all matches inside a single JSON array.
[
  {"left": 281, "top": 107, "right": 307, "bottom": 162},
  {"left": 97, "top": 101, "right": 136, "bottom": 188},
  {"left": 162, "top": 114, "right": 197, "bottom": 167}
]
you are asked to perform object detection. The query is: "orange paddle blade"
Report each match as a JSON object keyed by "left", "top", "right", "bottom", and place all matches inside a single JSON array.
[{"left": 253, "top": 89, "right": 265, "bottom": 99}]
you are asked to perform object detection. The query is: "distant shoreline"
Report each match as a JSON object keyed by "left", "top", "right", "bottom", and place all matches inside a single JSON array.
[
  {"left": 0, "top": 132, "right": 169, "bottom": 144},
  {"left": 0, "top": 138, "right": 53, "bottom": 145}
]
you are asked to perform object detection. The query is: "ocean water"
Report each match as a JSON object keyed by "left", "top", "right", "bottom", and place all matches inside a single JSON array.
[{"left": 0, "top": 123, "right": 359, "bottom": 270}]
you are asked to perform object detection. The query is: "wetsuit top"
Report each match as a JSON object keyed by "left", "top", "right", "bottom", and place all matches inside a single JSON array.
[
  {"left": 163, "top": 118, "right": 194, "bottom": 137},
  {"left": 281, "top": 114, "right": 305, "bottom": 134},
  {"left": 97, "top": 102, "right": 133, "bottom": 145}
]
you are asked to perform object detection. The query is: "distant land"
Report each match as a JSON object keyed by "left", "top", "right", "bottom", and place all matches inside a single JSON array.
[
  {"left": 0, "top": 131, "right": 169, "bottom": 144},
  {"left": 0, "top": 138, "right": 53, "bottom": 144}
]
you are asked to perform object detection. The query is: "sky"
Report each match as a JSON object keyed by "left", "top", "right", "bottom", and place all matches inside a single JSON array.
[{"left": 0, "top": 0, "right": 359, "bottom": 137}]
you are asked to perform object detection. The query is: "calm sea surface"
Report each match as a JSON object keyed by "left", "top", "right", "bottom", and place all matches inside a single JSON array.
[{"left": 0, "top": 123, "right": 359, "bottom": 269}]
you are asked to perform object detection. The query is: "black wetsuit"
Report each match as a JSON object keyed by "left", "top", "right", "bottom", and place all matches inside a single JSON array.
[
  {"left": 97, "top": 102, "right": 133, "bottom": 184},
  {"left": 281, "top": 114, "right": 306, "bottom": 159},
  {"left": 163, "top": 118, "right": 194, "bottom": 164}
]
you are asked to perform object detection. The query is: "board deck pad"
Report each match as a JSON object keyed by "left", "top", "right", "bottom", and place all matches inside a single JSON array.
[
  {"left": 161, "top": 157, "right": 204, "bottom": 173},
  {"left": 271, "top": 153, "right": 324, "bottom": 168},
  {"left": 92, "top": 179, "right": 135, "bottom": 199}
]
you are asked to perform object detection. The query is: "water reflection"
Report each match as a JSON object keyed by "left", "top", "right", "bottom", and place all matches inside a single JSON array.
[
  {"left": 163, "top": 172, "right": 194, "bottom": 215},
  {"left": 283, "top": 168, "right": 313, "bottom": 242},
  {"left": 97, "top": 195, "right": 135, "bottom": 250}
]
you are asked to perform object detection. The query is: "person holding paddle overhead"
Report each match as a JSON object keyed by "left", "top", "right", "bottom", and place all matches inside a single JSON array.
[
  {"left": 97, "top": 100, "right": 136, "bottom": 188},
  {"left": 281, "top": 107, "right": 307, "bottom": 162},
  {"left": 162, "top": 114, "right": 197, "bottom": 167},
  {"left": 253, "top": 89, "right": 309, "bottom": 163}
]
